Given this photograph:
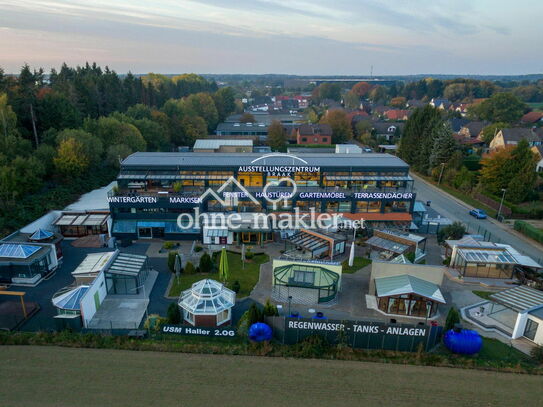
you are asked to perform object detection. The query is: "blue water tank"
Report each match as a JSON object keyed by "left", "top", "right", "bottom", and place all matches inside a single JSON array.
[
  {"left": 444, "top": 329, "right": 483, "bottom": 355},
  {"left": 248, "top": 322, "right": 273, "bottom": 342}
]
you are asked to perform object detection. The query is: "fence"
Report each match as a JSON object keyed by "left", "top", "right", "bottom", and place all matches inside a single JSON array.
[{"left": 267, "top": 316, "right": 443, "bottom": 352}]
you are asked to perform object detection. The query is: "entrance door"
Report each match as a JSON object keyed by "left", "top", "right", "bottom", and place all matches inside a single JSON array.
[{"left": 138, "top": 227, "right": 152, "bottom": 239}]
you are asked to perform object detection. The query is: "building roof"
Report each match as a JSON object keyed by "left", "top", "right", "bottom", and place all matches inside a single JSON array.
[
  {"left": 193, "top": 139, "right": 253, "bottom": 150},
  {"left": 335, "top": 144, "right": 362, "bottom": 154},
  {"left": 216, "top": 122, "right": 269, "bottom": 133},
  {"left": 366, "top": 236, "right": 409, "bottom": 254},
  {"left": 274, "top": 263, "right": 340, "bottom": 289},
  {"left": 107, "top": 252, "right": 148, "bottom": 277},
  {"left": 521, "top": 112, "right": 543, "bottom": 123},
  {"left": 376, "top": 229, "right": 426, "bottom": 244},
  {"left": 462, "top": 121, "right": 488, "bottom": 136},
  {"left": 0, "top": 243, "right": 41, "bottom": 259},
  {"left": 29, "top": 229, "right": 54, "bottom": 241},
  {"left": 500, "top": 128, "right": 542, "bottom": 144},
  {"left": 72, "top": 251, "right": 116, "bottom": 276},
  {"left": 297, "top": 123, "right": 332, "bottom": 136},
  {"left": 52, "top": 285, "right": 89, "bottom": 311},
  {"left": 490, "top": 285, "right": 543, "bottom": 313},
  {"left": 179, "top": 279, "right": 235, "bottom": 315},
  {"left": 372, "top": 121, "right": 404, "bottom": 134},
  {"left": 375, "top": 274, "right": 445, "bottom": 303},
  {"left": 447, "top": 236, "right": 541, "bottom": 269},
  {"left": 449, "top": 118, "right": 470, "bottom": 132},
  {"left": 121, "top": 152, "right": 409, "bottom": 169},
  {"left": 54, "top": 212, "right": 109, "bottom": 227}
]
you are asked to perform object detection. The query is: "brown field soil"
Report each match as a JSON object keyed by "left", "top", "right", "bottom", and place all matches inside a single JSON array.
[{"left": 0, "top": 345, "right": 542, "bottom": 407}]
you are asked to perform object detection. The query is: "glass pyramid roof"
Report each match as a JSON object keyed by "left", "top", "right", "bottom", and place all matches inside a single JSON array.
[
  {"left": 52, "top": 285, "right": 89, "bottom": 311},
  {"left": 0, "top": 243, "right": 41, "bottom": 259},
  {"left": 30, "top": 228, "right": 54, "bottom": 240},
  {"left": 179, "top": 279, "right": 235, "bottom": 315}
]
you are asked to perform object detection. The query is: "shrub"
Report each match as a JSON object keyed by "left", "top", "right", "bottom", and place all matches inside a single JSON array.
[
  {"left": 163, "top": 241, "right": 175, "bottom": 250},
  {"left": 405, "top": 252, "right": 416, "bottom": 263},
  {"left": 167, "top": 302, "right": 181, "bottom": 324},
  {"left": 167, "top": 251, "right": 177, "bottom": 273},
  {"left": 445, "top": 307, "right": 460, "bottom": 331},
  {"left": 231, "top": 280, "right": 240, "bottom": 293},
  {"left": 262, "top": 299, "right": 279, "bottom": 316},
  {"left": 245, "top": 250, "right": 254, "bottom": 260},
  {"left": 247, "top": 303, "right": 263, "bottom": 325},
  {"left": 443, "top": 256, "right": 451, "bottom": 266},
  {"left": 514, "top": 220, "right": 543, "bottom": 244},
  {"left": 184, "top": 261, "right": 195, "bottom": 274},
  {"left": 194, "top": 245, "right": 203, "bottom": 252},
  {"left": 530, "top": 345, "right": 543, "bottom": 364},
  {"left": 199, "top": 252, "right": 213, "bottom": 273}
]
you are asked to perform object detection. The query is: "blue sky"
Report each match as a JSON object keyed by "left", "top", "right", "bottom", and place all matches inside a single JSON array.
[{"left": 0, "top": 0, "right": 541, "bottom": 75}]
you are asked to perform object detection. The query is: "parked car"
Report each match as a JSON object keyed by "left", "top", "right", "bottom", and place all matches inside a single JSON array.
[{"left": 469, "top": 209, "right": 487, "bottom": 219}]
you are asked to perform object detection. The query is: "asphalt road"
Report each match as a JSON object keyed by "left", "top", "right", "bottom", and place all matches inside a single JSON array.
[{"left": 411, "top": 173, "right": 543, "bottom": 263}]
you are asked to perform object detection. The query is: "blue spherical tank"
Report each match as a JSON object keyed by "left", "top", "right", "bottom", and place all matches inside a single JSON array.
[
  {"left": 248, "top": 322, "right": 273, "bottom": 342},
  {"left": 444, "top": 329, "right": 483, "bottom": 355}
]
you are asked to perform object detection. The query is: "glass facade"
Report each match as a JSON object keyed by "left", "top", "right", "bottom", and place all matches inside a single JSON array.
[{"left": 378, "top": 294, "right": 438, "bottom": 318}]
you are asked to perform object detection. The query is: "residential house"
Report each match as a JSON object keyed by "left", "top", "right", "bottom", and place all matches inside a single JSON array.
[
  {"left": 372, "top": 121, "right": 404, "bottom": 141},
  {"left": 458, "top": 121, "right": 489, "bottom": 139},
  {"left": 406, "top": 99, "right": 425, "bottom": 109},
  {"left": 489, "top": 128, "right": 543, "bottom": 151},
  {"left": 521, "top": 112, "right": 543, "bottom": 124},
  {"left": 429, "top": 98, "right": 451, "bottom": 110},
  {"left": 449, "top": 117, "right": 470, "bottom": 133},
  {"left": 384, "top": 109, "right": 410, "bottom": 121},
  {"left": 294, "top": 123, "right": 333, "bottom": 145}
]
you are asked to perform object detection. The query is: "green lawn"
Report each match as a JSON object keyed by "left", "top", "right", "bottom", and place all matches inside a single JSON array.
[
  {"left": 472, "top": 290, "right": 494, "bottom": 300},
  {"left": 436, "top": 337, "right": 530, "bottom": 366},
  {"left": 477, "top": 338, "right": 530, "bottom": 364},
  {"left": 342, "top": 256, "right": 372, "bottom": 274},
  {"left": 168, "top": 251, "right": 269, "bottom": 298},
  {"left": 527, "top": 102, "right": 543, "bottom": 110}
]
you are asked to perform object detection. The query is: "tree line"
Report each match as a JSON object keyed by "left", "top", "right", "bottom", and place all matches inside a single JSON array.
[{"left": 0, "top": 63, "right": 238, "bottom": 236}]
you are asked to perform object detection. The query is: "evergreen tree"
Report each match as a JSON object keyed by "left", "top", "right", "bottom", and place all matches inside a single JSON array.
[
  {"left": 167, "top": 302, "right": 181, "bottom": 324},
  {"left": 399, "top": 105, "right": 442, "bottom": 173},
  {"left": 429, "top": 122, "right": 457, "bottom": 169},
  {"left": 445, "top": 307, "right": 460, "bottom": 331},
  {"left": 199, "top": 252, "right": 213, "bottom": 273}
]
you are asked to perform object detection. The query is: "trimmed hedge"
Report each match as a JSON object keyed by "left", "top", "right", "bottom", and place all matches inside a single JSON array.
[{"left": 514, "top": 220, "right": 543, "bottom": 244}]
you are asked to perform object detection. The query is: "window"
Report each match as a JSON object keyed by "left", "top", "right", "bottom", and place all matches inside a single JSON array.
[
  {"left": 524, "top": 319, "right": 539, "bottom": 341},
  {"left": 322, "top": 137, "right": 328, "bottom": 142},
  {"left": 302, "top": 137, "right": 307, "bottom": 142},
  {"left": 217, "top": 309, "right": 230, "bottom": 324},
  {"left": 185, "top": 310, "right": 194, "bottom": 324},
  {"left": 293, "top": 269, "right": 315, "bottom": 285}
]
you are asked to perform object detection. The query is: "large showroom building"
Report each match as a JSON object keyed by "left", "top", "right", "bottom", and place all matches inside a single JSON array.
[{"left": 108, "top": 152, "right": 416, "bottom": 243}]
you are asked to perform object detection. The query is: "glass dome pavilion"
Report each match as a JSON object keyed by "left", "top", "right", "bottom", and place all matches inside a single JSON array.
[{"left": 178, "top": 279, "right": 236, "bottom": 327}]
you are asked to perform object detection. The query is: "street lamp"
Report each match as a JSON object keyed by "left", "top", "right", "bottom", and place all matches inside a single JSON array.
[
  {"left": 437, "top": 163, "right": 445, "bottom": 185},
  {"left": 497, "top": 188, "right": 507, "bottom": 221}
]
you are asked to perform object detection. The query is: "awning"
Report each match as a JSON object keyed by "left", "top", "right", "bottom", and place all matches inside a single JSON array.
[
  {"left": 375, "top": 274, "right": 445, "bottom": 303},
  {"left": 366, "top": 236, "right": 409, "bottom": 254},
  {"left": 138, "top": 221, "right": 166, "bottom": 228},
  {"left": 490, "top": 285, "right": 543, "bottom": 312}
]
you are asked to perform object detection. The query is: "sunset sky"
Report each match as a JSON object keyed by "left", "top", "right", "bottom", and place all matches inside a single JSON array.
[{"left": 0, "top": 0, "right": 541, "bottom": 75}]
